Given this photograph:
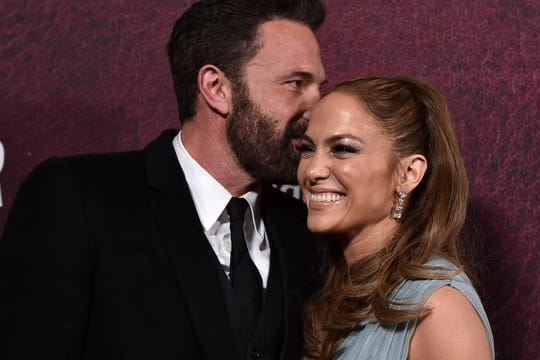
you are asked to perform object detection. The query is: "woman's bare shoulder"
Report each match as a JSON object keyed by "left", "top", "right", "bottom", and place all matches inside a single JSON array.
[{"left": 409, "top": 285, "right": 492, "bottom": 360}]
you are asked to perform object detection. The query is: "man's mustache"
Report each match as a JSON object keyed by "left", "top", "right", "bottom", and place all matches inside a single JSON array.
[{"left": 284, "top": 115, "right": 308, "bottom": 140}]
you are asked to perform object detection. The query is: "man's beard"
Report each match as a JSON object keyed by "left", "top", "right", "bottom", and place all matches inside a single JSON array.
[{"left": 226, "top": 80, "right": 307, "bottom": 184}]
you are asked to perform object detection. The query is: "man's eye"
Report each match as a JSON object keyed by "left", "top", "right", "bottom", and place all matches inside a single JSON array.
[{"left": 288, "top": 80, "right": 303, "bottom": 89}]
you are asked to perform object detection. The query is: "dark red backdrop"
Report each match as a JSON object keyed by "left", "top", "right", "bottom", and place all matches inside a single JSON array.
[{"left": 0, "top": 1, "right": 538, "bottom": 358}]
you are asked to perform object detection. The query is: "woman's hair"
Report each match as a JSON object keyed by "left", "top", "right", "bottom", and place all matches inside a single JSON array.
[{"left": 303, "top": 77, "right": 469, "bottom": 359}]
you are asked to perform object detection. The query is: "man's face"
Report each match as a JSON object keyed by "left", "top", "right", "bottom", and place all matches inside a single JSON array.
[{"left": 226, "top": 20, "right": 326, "bottom": 184}]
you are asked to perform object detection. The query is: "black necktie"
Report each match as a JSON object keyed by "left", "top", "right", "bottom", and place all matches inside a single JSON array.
[{"left": 226, "top": 198, "right": 263, "bottom": 344}]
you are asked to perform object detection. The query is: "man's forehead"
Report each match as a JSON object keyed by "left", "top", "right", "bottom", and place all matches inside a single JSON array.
[
  {"left": 248, "top": 19, "right": 325, "bottom": 81},
  {"left": 257, "top": 19, "right": 316, "bottom": 46}
]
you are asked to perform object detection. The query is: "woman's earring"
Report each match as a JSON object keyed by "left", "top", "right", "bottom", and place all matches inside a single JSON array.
[{"left": 392, "top": 191, "right": 408, "bottom": 220}]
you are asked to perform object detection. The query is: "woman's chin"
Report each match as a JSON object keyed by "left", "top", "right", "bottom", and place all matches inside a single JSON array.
[{"left": 307, "top": 220, "right": 337, "bottom": 234}]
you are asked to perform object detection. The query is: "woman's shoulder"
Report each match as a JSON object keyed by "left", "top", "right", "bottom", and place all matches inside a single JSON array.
[
  {"left": 391, "top": 256, "right": 471, "bottom": 303},
  {"left": 391, "top": 256, "right": 495, "bottom": 358},
  {"left": 337, "top": 257, "right": 494, "bottom": 359},
  {"left": 409, "top": 285, "right": 493, "bottom": 359},
  {"left": 390, "top": 256, "right": 458, "bottom": 305},
  {"left": 399, "top": 256, "right": 495, "bottom": 359}
]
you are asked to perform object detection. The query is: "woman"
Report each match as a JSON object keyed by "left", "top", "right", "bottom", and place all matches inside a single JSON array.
[{"left": 297, "top": 77, "right": 494, "bottom": 359}]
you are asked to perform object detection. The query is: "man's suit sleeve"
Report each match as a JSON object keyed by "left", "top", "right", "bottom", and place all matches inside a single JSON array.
[{"left": 0, "top": 158, "right": 93, "bottom": 358}]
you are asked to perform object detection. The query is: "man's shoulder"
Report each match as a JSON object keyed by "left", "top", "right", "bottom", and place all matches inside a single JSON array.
[
  {"left": 35, "top": 129, "right": 178, "bottom": 178},
  {"left": 18, "top": 130, "right": 181, "bottom": 199},
  {"left": 20, "top": 150, "right": 146, "bottom": 198},
  {"left": 64, "top": 149, "right": 143, "bottom": 169},
  {"left": 38, "top": 149, "right": 143, "bottom": 176},
  {"left": 262, "top": 185, "right": 306, "bottom": 212},
  {"left": 260, "top": 185, "right": 310, "bottom": 238}
]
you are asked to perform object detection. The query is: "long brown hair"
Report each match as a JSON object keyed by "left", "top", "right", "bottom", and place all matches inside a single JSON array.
[{"left": 303, "top": 77, "right": 469, "bottom": 359}]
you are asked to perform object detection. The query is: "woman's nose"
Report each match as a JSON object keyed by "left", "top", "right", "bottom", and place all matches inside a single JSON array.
[{"left": 304, "top": 152, "right": 331, "bottom": 183}]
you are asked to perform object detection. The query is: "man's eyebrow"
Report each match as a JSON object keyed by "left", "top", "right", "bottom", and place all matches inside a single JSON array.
[
  {"left": 284, "top": 71, "right": 315, "bottom": 80},
  {"left": 291, "top": 71, "right": 313, "bottom": 78}
]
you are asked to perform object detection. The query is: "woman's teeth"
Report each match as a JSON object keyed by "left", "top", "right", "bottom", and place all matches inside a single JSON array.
[{"left": 310, "top": 192, "right": 345, "bottom": 203}]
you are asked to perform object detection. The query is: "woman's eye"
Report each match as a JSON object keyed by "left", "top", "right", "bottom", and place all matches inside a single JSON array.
[
  {"left": 297, "top": 143, "right": 315, "bottom": 158},
  {"left": 331, "top": 144, "right": 359, "bottom": 154}
]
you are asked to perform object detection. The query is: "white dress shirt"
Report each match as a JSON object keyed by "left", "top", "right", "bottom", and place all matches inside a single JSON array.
[{"left": 172, "top": 131, "right": 271, "bottom": 287}]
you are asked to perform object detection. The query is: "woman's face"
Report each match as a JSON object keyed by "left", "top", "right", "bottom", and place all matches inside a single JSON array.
[{"left": 297, "top": 91, "right": 398, "bottom": 243}]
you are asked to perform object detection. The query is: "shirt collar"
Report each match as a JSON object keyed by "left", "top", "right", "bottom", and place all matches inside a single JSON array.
[{"left": 173, "top": 131, "right": 263, "bottom": 236}]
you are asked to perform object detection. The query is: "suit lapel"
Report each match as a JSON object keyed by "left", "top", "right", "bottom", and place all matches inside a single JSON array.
[
  {"left": 261, "top": 185, "right": 319, "bottom": 359},
  {"left": 144, "top": 130, "right": 237, "bottom": 359},
  {"left": 262, "top": 209, "right": 290, "bottom": 358},
  {"left": 262, "top": 186, "right": 310, "bottom": 359}
]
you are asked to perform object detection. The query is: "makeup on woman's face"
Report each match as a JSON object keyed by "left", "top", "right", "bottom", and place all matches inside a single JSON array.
[{"left": 297, "top": 92, "right": 397, "bottom": 240}]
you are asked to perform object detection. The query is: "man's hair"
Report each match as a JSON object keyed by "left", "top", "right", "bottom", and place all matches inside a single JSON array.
[{"left": 167, "top": 0, "right": 325, "bottom": 122}]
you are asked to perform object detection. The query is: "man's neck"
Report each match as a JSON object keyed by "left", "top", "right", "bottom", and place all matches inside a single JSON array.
[{"left": 180, "top": 121, "right": 257, "bottom": 196}]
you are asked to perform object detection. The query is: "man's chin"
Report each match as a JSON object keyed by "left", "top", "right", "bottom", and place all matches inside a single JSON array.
[
  {"left": 269, "top": 157, "right": 300, "bottom": 185},
  {"left": 271, "top": 177, "right": 299, "bottom": 186},
  {"left": 256, "top": 159, "right": 298, "bottom": 185}
]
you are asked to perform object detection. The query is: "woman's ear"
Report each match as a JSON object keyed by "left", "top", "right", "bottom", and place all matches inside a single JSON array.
[
  {"left": 197, "top": 65, "right": 232, "bottom": 117},
  {"left": 398, "top": 154, "right": 428, "bottom": 192}
]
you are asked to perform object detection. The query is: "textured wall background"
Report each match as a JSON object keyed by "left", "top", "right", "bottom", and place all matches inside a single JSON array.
[{"left": 0, "top": 1, "right": 538, "bottom": 358}]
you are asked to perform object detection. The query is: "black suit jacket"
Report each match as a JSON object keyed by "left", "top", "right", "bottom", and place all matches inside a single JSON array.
[{"left": 0, "top": 130, "right": 318, "bottom": 359}]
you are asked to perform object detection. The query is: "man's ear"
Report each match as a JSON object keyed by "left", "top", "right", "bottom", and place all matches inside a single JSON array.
[
  {"left": 197, "top": 65, "right": 232, "bottom": 117},
  {"left": 398, "top": 154, "right": 428, "bottom": 193}
]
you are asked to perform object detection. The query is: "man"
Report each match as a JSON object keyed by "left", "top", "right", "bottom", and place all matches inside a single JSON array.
[{"left": 0, "top": 0, "right": 326, "bottom": 359}]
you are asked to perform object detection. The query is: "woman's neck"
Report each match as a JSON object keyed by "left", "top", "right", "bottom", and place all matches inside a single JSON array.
[{"left": 341, "top": 217, "right": 399, "bottom": 265}]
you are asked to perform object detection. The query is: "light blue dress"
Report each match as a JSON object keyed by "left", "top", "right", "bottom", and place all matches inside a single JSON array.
[{"left": 334, "top": 257, "right": 495, "bottom": 359}]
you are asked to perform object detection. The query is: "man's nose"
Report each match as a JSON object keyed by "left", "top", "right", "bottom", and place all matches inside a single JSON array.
[
  {"left": 306, "top": 84, "right": 321, "bottom": 107},
  {"left": 301, "top": 86, "right": 321, "bottom": 121}
]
